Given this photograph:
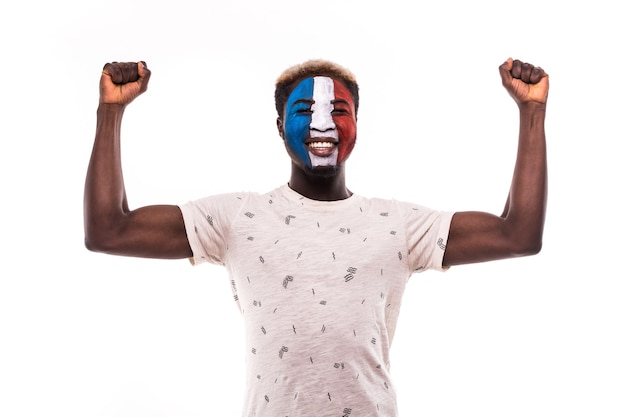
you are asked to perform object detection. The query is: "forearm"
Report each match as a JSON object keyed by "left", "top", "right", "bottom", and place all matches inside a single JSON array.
[
  {"left": 504, "top": 102, "right": 547, "bottom": 253},
  {"left": 444, "top": 58, "right": 548, "bottom": 266},
  {"left": 83, "top": 104, "right": 129, "bottom": 249}
]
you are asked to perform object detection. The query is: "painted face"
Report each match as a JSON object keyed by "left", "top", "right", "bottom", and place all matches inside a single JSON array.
[{"left": 283, "top": 76, "right": 357, "bottom": 171}]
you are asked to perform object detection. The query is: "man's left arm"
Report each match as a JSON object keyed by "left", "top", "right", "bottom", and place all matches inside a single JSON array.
[{"left": 443, "top": 58, "right": 549, "bottom": 267}]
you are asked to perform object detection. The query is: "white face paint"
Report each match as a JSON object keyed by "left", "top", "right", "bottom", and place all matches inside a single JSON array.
[
  {"left": 309, "top": 76, "right": 338, "bottom": 167},
  {"left": 310, "top": 77, "right": 338, "bottom": 138}
]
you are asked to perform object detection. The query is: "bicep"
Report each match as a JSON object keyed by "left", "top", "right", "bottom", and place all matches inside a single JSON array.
[
  {"left": 442, "top": 210, "right": 516, "bottom": 267},
  {"left": 86, "top": 204, "right": 192, "bottom": 259}
]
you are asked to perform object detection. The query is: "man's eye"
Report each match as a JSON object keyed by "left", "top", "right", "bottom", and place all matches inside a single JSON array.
[
  {"left": 332, "top": 108, "right": 349, "bottom": 115},
  {"left": 296, "top": 108, "right": 313, "bottom": 114}
]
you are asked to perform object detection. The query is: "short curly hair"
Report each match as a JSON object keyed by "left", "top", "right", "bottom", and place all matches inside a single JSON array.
[{"left": 274, "top": 59, "right": 359, "bottom": 118}]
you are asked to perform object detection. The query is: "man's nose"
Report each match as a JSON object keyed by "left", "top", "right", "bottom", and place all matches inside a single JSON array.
[
  {"left": 310, "top": 112, "right": 336, "bottom": 131},
  {"left": 311, "top": 124, "right": 336, "bottom": 132}
]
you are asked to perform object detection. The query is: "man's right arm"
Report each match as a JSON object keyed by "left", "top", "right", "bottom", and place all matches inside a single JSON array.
[{"left": 83, "top": 61, "right": 193, "bottom": 259}]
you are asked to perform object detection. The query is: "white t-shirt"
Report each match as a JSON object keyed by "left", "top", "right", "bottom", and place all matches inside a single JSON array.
[{"left": 179, "top": 184, "right": 454, "bottom": 417}]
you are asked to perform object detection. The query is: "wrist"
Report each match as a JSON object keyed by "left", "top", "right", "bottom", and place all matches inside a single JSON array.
[
  {"left": 518, "top": 101, "right": 547, "bottom": 114},
  {"left": 96, "top": 103, "right": 126, "bottom": 132},
  {"left": 98, "top": 102, "right": 127, "bottom": 113},
  {"left": 97, "top": 103, "right": 127, "bottom": 124}
]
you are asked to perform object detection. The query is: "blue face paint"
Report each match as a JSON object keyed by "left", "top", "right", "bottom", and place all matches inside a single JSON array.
[{"left": 284, "top": 78, "right": 314, "bottom": 168}]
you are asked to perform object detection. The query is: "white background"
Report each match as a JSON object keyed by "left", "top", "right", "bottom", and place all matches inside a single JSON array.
[{"left": 1, "top": 1, "right": 625, "bottom": 416}]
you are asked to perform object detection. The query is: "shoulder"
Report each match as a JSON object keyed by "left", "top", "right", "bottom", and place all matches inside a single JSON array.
[{"left": 357, "top": 194, "right": 431, "bottom": 214}]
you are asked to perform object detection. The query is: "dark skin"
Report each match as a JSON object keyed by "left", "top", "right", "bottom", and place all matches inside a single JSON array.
[{"left": 84, "top": 58, "right": 548, "bottom": 267}]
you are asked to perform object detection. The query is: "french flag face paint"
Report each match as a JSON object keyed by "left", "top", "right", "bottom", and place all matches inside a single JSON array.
[{"left": 284, "top": 76, "right": 357, "bottom": 170}]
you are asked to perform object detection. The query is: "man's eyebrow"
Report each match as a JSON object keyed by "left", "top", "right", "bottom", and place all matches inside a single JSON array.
[
  {"left": 293, "top": 99, "right": 314, "bottom": 105},
  {"left": 331, "top": 99, "right": 350, "bottom": 105}
]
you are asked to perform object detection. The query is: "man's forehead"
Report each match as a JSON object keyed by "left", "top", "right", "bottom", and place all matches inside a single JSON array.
[
  {"left": 288, "top": 76, "right": 353, "bottom": 101},
  {"left": 290, "top": 75, "right": 331, "bottom": 90}
]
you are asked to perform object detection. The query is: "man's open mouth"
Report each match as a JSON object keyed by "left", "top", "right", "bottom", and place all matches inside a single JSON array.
[{"left": 307, "top": 141, "right": 337, "bottom": 157}]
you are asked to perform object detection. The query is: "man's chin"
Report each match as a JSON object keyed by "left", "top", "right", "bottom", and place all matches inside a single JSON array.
[{"left": 305, "top": 164, "right": 339, "bottom": 178}]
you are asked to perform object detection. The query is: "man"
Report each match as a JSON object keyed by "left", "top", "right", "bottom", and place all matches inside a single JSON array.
[{"left": 84, "top": 57, "right": 548, "bottom": 416}]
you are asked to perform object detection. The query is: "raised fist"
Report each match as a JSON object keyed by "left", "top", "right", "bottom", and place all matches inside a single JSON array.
[
  {"left": 499, "top": 58, "right": 549, "bottom": 106},
  {"left": 99, "top": 61, "right": 151, "bottom": 106}
]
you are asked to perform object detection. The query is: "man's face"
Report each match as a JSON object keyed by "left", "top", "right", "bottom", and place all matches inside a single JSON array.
[{"left": 282, "top": 76, "right": 357, "bottom": 174}]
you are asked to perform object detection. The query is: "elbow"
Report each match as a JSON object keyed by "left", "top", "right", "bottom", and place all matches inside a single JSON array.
[
  {"left": 84, "top": 223, "right": 124, "bottom": 255},
  {"left": 84, "top": 231, "right": 111, "bottom": 254},
  {"left": 504, "top": 216, "right": 545, "bottom": 258},
  {"left": 84, "top": 220, "right": 103, "bottom": 253},
  {"left": 522, "top": 240, "right": 543, "bottom": 257},
  {"left": 510, "top": 235, "right": 543, "bottom": 258},
  {"left": 84, "top": 234, "right": 105, "bottom": 253},
  {"left": 83, "top": 209, "right": 130, "bottom": 254}
]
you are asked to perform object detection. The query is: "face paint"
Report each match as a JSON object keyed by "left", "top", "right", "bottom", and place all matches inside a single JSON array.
[{"left": 283, "top": 76, "right": 357, "bottom": 170}]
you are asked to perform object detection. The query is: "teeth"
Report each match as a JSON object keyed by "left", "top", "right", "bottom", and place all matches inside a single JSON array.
[{"left": 308, "top": 142, "right": 334, "bottom": 148}]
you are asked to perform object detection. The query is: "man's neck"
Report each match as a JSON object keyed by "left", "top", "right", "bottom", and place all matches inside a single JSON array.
[{"left": 288, "top": 164, "right": 352, "bottom": 201}]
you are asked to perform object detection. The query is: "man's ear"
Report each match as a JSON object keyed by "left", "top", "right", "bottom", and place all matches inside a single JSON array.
[{"left": 276, "top": 117, "right": 284, "bottom": 139}]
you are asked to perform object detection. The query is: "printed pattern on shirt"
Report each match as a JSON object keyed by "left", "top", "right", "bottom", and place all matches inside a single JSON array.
[{"left": 180, "top": 185, "right": 452, "bottom": 417}]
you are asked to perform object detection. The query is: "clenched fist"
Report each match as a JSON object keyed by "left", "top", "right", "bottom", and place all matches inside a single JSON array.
[
  {"left": 99, "top": 61, "right": 151, "bottom": 106},
  {"left": 499, "top": 58, "right": 548, "bottom": 107}
]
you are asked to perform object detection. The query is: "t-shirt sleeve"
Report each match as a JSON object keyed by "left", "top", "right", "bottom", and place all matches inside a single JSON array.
[
  {"left": 400, "top": 201, "right": 455, "bottom": 273},
  {"left": 178, "top": 193, "right": 247, "bottom": 266}
]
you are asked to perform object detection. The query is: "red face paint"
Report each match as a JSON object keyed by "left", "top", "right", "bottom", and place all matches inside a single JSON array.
[{"left": 332, "top": 80, "right": 357, "bottom": 163}]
